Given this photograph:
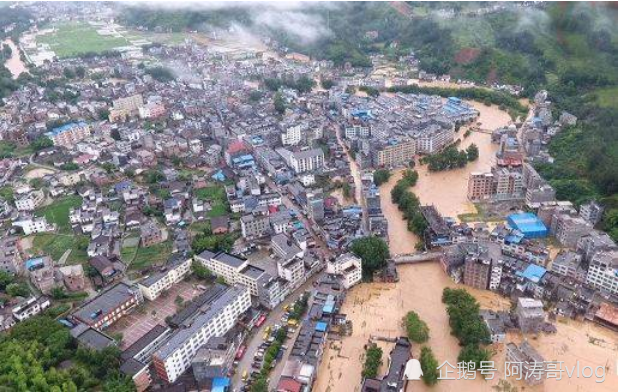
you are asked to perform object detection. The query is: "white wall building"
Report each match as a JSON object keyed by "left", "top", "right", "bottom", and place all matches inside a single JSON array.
[{"left": 326, "top": 253, "right": 362, "bottom": 289}]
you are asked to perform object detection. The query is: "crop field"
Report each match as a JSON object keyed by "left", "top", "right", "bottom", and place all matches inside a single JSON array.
[{"left": 37, "top": 22, "right": 128, "bottom": 58}]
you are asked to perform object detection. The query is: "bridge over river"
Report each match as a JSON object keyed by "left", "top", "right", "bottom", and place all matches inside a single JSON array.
[{"left": 392, "top": 251, "right": 443, "bottom": 264}]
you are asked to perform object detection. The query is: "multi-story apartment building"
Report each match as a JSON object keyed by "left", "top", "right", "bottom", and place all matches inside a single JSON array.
[
  {"left": 240, "top": 213, "right": 270, "bottom": 239},
  {"left": 326, "top": 253, "right": 362, "bottom": 289},
  {"left": 493, "top": 167, "right": 524, "bottom": 200},
  {"left": 463, "top": 257, "right": 492, "bottom": 290},
  {"left": 344, "top": 124, "right": 371, "bottom": 139},
  {"left": 138, "top": 254, "right": 192, "bottom": 301},
  {"left": 525, "top": 184, "right": 556, "bottom": 207},
  {"left": 515, "top": 297, "right": 545, "bottom": 333},
  {"left": 551, "top": 213, "right": 593, "bottom": 248},
  {"left": 152, "top": 285, "right": 251, "bottom": 383},
  {"left": 551, "top": 250, "right": 587, "bottom": 282},
  {"left": 15, "top": 189, "right": 45, "bottom": 211},
  {"left": 281, "top": 124, "right": 303, "bottom": 146},
  {"left": 414, "top": 125, "right": 454, "bottom": 154},
  {"left": 576, "top": 230, "right": 617, "bottom": 263},
  {"left": 277, "top": 257, "right": 306, "bottom": 290},
  {"left": 196, "top": 250, "right": 247, "bottom": 285},
  {"left": 372, "top": 138, "right": 416, "bottom": 167},
  {"left": 109, "top": 94, "right": 144, "bottom": 122},
  {"left": 579, "top": 200, "right": 604, "bottom": 226},
  {"left": 467, "top": 172, "right": 494, "bottom": 201},
  {"left": 586, "top": 250, "right": 618, "bottom": 294},
  {"left": 72, "top": 282, "right": 143, "bottom": 330},
  {"left": 45, "top": 122, "right": 92, "bottom": 148},
  {"left": 290, "top": 149, "right": 324, "bottom": 174}
]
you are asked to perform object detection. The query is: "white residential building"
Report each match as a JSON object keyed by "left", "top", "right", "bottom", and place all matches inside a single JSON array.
[
  {"left": 152, "top": 285, "right": 251, "bottom": 383},
  {"left": 12, "top": 216, "right": 54, "bottom": 235},
  {"left": 12, "top": 296, "right": 51, "bottom": 322},
  {"left": 289, "top": 149, "right": 324, "bottom": 174},
  {"left": 281, "top": 124, "right": 303, "bottom": 146},
  {"left": 586, "top": 250, "right": 618, "bottom": 295},
  {"left": 138, "top": 255, "right": 193, "bottom": 301},
  {"left": 326, "top": 253, "right": 362, "bottom": 289},
  {"left": 15, "top": 190, "right": 45, "bottom": 211}
]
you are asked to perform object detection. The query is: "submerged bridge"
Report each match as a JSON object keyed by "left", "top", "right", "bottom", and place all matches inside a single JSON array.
[{"left": 392, "top": 251, "right": 443, "bottom": 265}]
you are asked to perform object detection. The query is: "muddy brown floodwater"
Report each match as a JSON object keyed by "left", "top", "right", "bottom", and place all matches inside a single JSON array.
[
  {"left": 2, "top": 39, "right": 27, "bottom": 79},
  {"left": 315, "top": 102, "right": 618, "bottom": 392}
]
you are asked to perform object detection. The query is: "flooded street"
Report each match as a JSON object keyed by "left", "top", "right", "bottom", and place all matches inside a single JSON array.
[
  {"left": 316, "top": 102, "right": 618, "bottom": 392},
  {"left": 2, "top": 39, "right": 27, "bottom": 79}
]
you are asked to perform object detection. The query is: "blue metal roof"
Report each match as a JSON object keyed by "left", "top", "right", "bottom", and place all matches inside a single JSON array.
[
  {"left": 518, "top": 264, "right": 547, "bottom": 284},
  {"left": 315, "top": 321, "right": 328, "bottom": 332}
]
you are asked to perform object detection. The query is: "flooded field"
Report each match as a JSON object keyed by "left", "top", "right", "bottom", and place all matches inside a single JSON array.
[{"left": 316, "top": 102, "right": 618, "bottom": 392}]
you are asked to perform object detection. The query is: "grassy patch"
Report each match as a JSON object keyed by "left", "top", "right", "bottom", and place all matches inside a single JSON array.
[
  {"left": 130, "top": 241, "right": 172, "bottom": 270},
  {"left": 36, "top": 195, "right": 81, "bottom": 233},
  {"left": 38, "top": 22, "right": 129, "bottom": 58},
  {"left": 31, "top": 233, "right": 88, "bottom": 265},
  {"left": 195, "top": 185, "right": 229, "bottom": 218},
  {"left": 0, "top": 186, "right": 14, "bottom": 203},
  {"left": 593, "top": 86, "right": 618, "bottom": 109}
]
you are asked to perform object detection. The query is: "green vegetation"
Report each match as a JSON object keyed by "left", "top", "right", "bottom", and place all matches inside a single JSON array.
[
  {"left": 362, "top": 344, "right": 383, "bottom": 379},
  {"left": 36, "top": 195, "right": 82, "bottom": 233},
  {"left": 420, "top": 144, "right": 478, "bottom": 172},
  {"left": 130, "top": 240, "right": 173, "bottom": 270},
  {"left": 195, "top": 185, "right": 229, "bottom": 218},
  {"left": 191, "top": 226, "right": 237, "bottom": 255},
  {"left": 390, "top": 170, "right": 427, "bottom": 237},
  {"left": 288, "top": 294, "right": 309, "bottom": 322},
  {"left": 403, "top": 311, "right": 429, "bottom": 343},
  {"left": 373, "top": 169, "right": 391, "bottom": 186},
  {"left": 264, "top": 76, "right": 315, "bottom": 93},
  {"left": 350, "top": 236, "right": 390, "bottom": 280},
  {"left": 253, "top": 325, "right": 288, "bottom": 391},
  {"left": 192, "top": 262, "right": 212, "bottom": 280},
  {"left": 442, "top": 288, "right": 492, "bottom": 374},
  {"left": 32, "top": 233, "right": 89, "bottom": 265},
  {"left": 0, "top": 186, "right": 14, "bottom": 203},
  {"left": 0, "top": 316, "right": 134, "bottom": 391},
  {"left": 145, "top": 66, "right": 175, "bottom": 82},
  {"left": 37, "top": 22, "right": 128, "bottom": 58},
  {"left": 420, "top": 346, "right": 440, "bottom": 386}
]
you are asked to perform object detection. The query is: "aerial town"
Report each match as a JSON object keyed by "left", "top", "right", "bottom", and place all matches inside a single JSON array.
[{"left": 1, "top": 2, "right": 618, "bottom": 392}]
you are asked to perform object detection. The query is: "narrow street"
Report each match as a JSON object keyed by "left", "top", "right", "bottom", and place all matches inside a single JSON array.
[
  {"left": 231, "top": 271, "right": 323, "bottom": 389},
  {"left": 334, "top": 125, "right": 368, "bottom": 233}
]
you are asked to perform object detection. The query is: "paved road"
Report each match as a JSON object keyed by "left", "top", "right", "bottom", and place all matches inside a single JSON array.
[{"left": 232, "top": 271, "right": 323, "bottom": 390}]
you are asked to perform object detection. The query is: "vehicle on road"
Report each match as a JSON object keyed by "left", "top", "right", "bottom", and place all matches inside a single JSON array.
[
  {"left": 242, "top": 370, "right": 248, "bottom": 382},
  {"left": 235, "top": 345, "right": 247, "bottom": 360}
]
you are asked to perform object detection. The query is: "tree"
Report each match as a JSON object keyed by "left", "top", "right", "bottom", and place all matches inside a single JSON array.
[
  {"left": 362, "top": 344, "right": 383, "bottom": 379},
  {"left": 403, "top": 311, "right": 429, "bottom": 343},
  {"left": 457, "top": 344, "right": 492, "bottom": 371},
  {"left": 31, "top": 136, "right": 53, "bottom": 151},
  {"left": 63, "top": 67, "right": 76, "bottom": 79},
  {"left": 252, "top": 377, "right": 268, "bottom": 392},
  {"left": 145, "top": 66, "right": 175, "bottom": 82},
  {"left": 6, "top": 282, "right": 29, "bottom": 297},
  {"left": 192, "top": 262, "right": 212, "bottom": 279},
  {"left": 420, "top": 346, "right": 440, "bottom": 386},
  {"left": 321, "top": 78, "right": 335, "bottom": 89},
  {"left": 274, "top": 92, "right": 286, "bottom": 115},
  {"left": 342, "top": 182, "right": 352, "bottom": 199},
  {"left": 0, "top": 270, "right": 13, "bottom": 290},
  {"left": 466, "top": 143, "right": 479, "bottom": 161},
  {"left": 373, "top": 169, "right": 391, "bottom": 186},
  {"left": 351, "top": 236, "right": 390, "bottom": 279}
]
